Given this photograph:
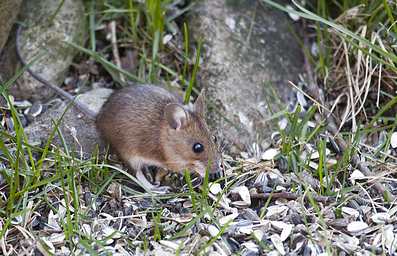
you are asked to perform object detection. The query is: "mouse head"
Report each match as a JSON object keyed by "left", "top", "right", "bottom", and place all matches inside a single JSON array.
[{"left": 160, "top": 90, "right": 223, "bottom": 180}]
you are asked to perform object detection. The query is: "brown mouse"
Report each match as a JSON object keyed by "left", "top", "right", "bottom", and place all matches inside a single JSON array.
[
  {"left": 96, "top": 84, "right": 222, "bottom": 190},
  {"left": 15, "top": 24, "right": 223, "bottom": 192}
]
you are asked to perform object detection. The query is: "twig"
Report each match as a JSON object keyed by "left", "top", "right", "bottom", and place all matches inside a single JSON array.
[
  {"left": 250, "top": 192, "right": 335, "bottom": 204},
  {"left": 300, "top": 21, "right": 395, "bottom": 201},
  {"left": 108, "top": 21, "right": 125, "bottom": 83}
]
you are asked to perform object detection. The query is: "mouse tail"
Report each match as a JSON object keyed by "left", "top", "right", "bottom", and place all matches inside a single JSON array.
[{"left": 15, "top": 24, "right": 97, "bottom": 120}]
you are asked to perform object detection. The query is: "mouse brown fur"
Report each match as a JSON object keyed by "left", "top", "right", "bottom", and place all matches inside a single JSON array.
[{"left": 96, "top": 84, "right": 222, "bottom": 179}]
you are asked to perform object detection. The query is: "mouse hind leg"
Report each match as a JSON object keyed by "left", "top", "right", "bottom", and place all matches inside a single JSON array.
[
  {"left": 135, "top": 167, "right": 171, "bottom": 194},
  {"left": 126, "top": 156, "right": 170, "bottom": 194},
  {"left": 127, "top": 156, "right": 172, "bottom": 194}
]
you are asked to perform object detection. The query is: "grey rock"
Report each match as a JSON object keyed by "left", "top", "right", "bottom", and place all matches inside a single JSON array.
[
  {"left": 0, "top": 0, "right": 22, "bottom": 52},
  {"left": 8, "top": 0, "right": 86, "bottom": 101},
  {"left": 189, "top": 0, "right": 304, "bottom": 154},
  {"left": 24, "top": 88, "right": 114, "bottom": 156}
]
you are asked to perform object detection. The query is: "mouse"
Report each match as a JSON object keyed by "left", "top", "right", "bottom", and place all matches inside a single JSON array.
[
  {"left": 96, "top": 84, "right": 223, "bottom": 191},
  {"left": 15, "top": 24, "right": 223, "bottom": 193}
]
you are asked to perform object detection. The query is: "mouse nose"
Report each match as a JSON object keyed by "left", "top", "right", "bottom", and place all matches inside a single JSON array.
[{"left": 209, "top": 161, "right": 224, "bottom": 181}]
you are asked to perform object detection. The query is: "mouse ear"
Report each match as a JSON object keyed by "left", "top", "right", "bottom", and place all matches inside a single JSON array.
[
  {"left": 194, "top": 89, "right": 206, "bottom": 116},
  {"left": 164, "top": 103, "right": 188, "bottom": 130}
]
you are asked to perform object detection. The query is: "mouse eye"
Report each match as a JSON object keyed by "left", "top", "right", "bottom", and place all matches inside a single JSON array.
[{"left": 193, "top": 143, "right": 204, "bottom": 153}]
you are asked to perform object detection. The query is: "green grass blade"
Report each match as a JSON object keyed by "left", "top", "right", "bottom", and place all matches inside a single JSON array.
[
  {"left": 65, "top": 41, "right": 143, "bottom": 84},
  {"left": 184, "top": 39, "right": 202, "bottom": 104},
  {"left": 261, "top": 0, "right": 397, "bottom": 68}
]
